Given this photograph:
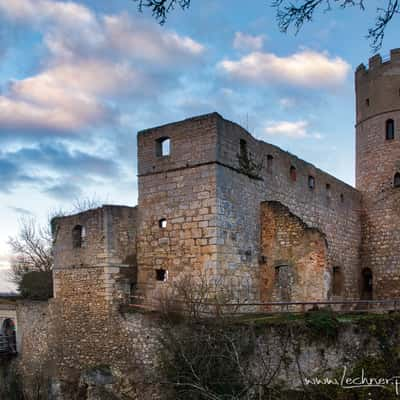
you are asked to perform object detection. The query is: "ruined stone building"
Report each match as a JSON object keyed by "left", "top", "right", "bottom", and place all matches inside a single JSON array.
[
  {"left": 3, "top": 50, "right": 400, "bottom": 399},
  {"left": 50, "top": 49, "right": 400, "bottom": 310}
]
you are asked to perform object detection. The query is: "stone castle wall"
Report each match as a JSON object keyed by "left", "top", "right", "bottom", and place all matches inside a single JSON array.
[
  {"left": 260, "top": 201, "right": 328, "bottom": 303},
  {"left": 214, "top": 116, "right": 361, "bottom": 300},
  {"left": 52, "top": 205, "right": 137, "bottom": 269},
  {"left": 13, "top": 299, "right": 163, "bottom": 400},
  {"left": 52, "top": 206, "right": 138, "bottom": 300},
  {"left": 137, "top": 115, "right": 220, "bottom": 296},
  {"left": 12, "top": 299, "right": 400, "bottom": 400},
  {"left": 356, "top": 49, "right": 400, "bottom": 298},
  {"left": 136, "top": 113, "right": 361, "bottom": 301}
]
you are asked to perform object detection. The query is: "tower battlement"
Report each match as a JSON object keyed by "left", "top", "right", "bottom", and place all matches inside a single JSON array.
[
  {"left": 356, "top": 48, "right": 400, "bottom": 77},
  {"left": 355, "top": 48, "right": 400, "bottom": 124}
]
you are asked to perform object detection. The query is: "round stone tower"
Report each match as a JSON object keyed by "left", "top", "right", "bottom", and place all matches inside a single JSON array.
[{"left": 356, "top": 48, "right": 400, "bottom": 299}]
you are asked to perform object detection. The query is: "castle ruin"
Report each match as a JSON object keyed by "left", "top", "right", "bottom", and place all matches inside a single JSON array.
[
  {"left": 48, "top": 49, "right": 400, "bottom": 308},
  {"left": 0, "top": 49, "right": 400, "bottom": 399}
]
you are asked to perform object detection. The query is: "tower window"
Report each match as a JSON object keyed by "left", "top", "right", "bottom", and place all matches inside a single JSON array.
[
  {"left": 365, "top": 98, "right": 370, "bottom": 107},
  {"left": 156, "top": 137, "right": 171, "bottom": 157},
  {"left": 159, "top": 218, "right": 167, "bottom": 228},
  {"left": 386, "top": 119, "right": 395, "bottom": 140},
  {"left": 326, "top": 183, "right": 331, "bottom": 191},
  {"left": 394, "top": 173, "right": 400, "bottom": 188},
  {"left": 308, "top": 175, "right": 315, "bottom": 190},
  {"left": 72, "top": 225, "right": 85, "bottom": 248},
  {"left": 290, "top": 166, "right": 297, "bottom": 181},
  {"left": 267, "top": 155, "right": 273, "bottom": 171},
  {"left": 340, "top": 193, "right": 344, "bottom": 203},
  {"left": 361, "top": 268, "right": 373, "bottom": 300},
  {"left": 332, "top": 266, "right": 343, "bottom": 296},
  {"left": 240, "top": 139, "right": 248, "bottom": 160}
]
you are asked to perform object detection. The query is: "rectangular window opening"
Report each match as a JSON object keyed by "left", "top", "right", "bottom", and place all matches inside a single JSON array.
[{"left": 155, "top": 269, "right": 168, "bottom": 282}]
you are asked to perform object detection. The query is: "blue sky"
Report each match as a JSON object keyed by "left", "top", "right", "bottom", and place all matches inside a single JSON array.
[{"left": 0, "top": 0, "right": 399, "bottom": 290}]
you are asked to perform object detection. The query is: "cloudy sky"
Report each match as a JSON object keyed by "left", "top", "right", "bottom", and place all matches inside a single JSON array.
[{"left": 0, "top": 0, "right": 398, "bottom": 291}]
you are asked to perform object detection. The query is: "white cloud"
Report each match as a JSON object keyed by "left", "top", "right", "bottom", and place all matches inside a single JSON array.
[
  {"left": 0, "top": 60, "right": 148, "bottom": 132},
  {"left": 0, "top": 0, "right": 95, "bottom": 26},
  {"left": 218, "top": 50, "right": 350, "bottom": 88},
  {"left": 233, "top": 32, "right": 265, "bottom": 52},
  {"left": 0, "top": 0, "right": 205, "bottom": 133},
  {"left": 103, "top": 14, "right": 204, "bottom": 64},
  {"left": 264, "top": 120, "right": 322, "bottom": 139},
  {"left": 0, "top": 0, "right": 204, "bottom": 65}
]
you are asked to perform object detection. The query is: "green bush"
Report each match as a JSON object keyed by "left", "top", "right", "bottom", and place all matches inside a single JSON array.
[
  {"left": 19, "top": 271, "right": 53, "bottom": 300},
  {"left": 305, "top": 309, "right": 339, "bottom": 340}
]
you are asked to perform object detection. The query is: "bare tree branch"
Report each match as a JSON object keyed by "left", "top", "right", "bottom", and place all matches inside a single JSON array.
[
  {"left": 133, "top": 0, "right": 191, "bottom": 24},
  {"left": 368, "top": 0, "right": 399, "bottom": 51},
  {"left": 133, "top": 0, "right": 399, "bottom": 51},
  {"left": 7, "top": 217, "right": 53, "bottom": 286}
]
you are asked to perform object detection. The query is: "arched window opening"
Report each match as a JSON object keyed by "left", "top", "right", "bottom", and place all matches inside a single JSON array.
[
  {"left": 361, "top": 268, "right": 373, "bottom": 300},
  {"left": 340, "top": 193, "right": 344, "bottom": 203},
  {"left": 386, "top": 119, "right": 395, "bottom": 140},
  {"left": 267, "top": 155, "right": 273, "bottom": 172},
  {"left": 159, "top": 218, "right": 167, "bottom": 229},
  {"left": 156, "top": 137, "right": 171, "bottom": 157},
  {"left": 308, "top": 175, "right": 315, "bottom": 190},
  {"left": 394, "top": 173, "right": 400, "bottom": 188},
  {"left": 290, "top": 166, "right": 297, "bottom": 181},
  {"left": 332, "top": 266, "right": 343, "bottom": 296},
  {"left": 365, "top": 98, "right": 370, "bottom": 107},
  {"left": 72, "top": 225, "right": 85, "bottom": 248}
]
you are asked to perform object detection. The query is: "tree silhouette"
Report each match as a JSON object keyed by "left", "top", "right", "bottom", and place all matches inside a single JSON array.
[{"left": 133, "top": 0, "right": 398, "bottom": 51}]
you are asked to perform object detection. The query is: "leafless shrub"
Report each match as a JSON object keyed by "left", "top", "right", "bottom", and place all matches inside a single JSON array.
[
  {"left": 8, "top": 218, "right": 53, "bottom": 288},
  {"left": 154, "top": 270, "right": 252, "bottom": 321}
]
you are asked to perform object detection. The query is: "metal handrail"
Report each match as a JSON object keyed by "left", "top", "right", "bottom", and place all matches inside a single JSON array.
[{"left": 127, "top": 297, "right": 400, "bottom": 314}]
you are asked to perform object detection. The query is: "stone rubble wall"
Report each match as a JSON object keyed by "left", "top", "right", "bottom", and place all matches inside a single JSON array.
[
  {"left": 137, "top": 115, "right": 220, "bottom": 297},
  {"left": 215, "top": 116, "right": 361, "bottom": 301},
  {"left": 52, "top": 206, "right": 138, "bottom": 299},
  {"left": 260, "top": 201, "right": 329, "bottom": 303},
  {"left": 14, "top": 299, "right": 400, "bottom": 400},
  {"left": 136, "top": 113, "right": 361, "bottom": 302}
]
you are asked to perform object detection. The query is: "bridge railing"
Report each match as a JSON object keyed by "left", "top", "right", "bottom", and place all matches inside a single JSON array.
[{"left": 127, "top": 295, "right": 400, "bottom": 316}]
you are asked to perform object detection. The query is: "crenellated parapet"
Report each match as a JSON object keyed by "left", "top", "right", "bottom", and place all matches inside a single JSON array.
[{"left": 355, "top": 48, "right": 400, "bottom": 124}]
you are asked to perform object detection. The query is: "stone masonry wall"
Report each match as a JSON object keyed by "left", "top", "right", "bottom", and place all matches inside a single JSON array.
[
  {"left": 52, "top": 205, "right": 137, "bottom": 300},
  {"left": 136, "top": 113, "right": 361, "bottom": 301},
  {"left": 53, "top": 205, "right": 137, "bottom": 269},
  {"left": 260, "top": 201, "right": 328, "bottom": 303},
  {"left": 356, "top": 49, "right": 400, "bottom": 298},
  {"left": 137, "top": 114, "right": 220, "bottom": 297},
  {"left": 14, "top": 301, "right": 400, "bottom": 399},
  {"left": 15, "top": 298, "right": 163, "bottom": 399},
  {"left": 215, "top": 116, "right": 361, "bottom": 301}
]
